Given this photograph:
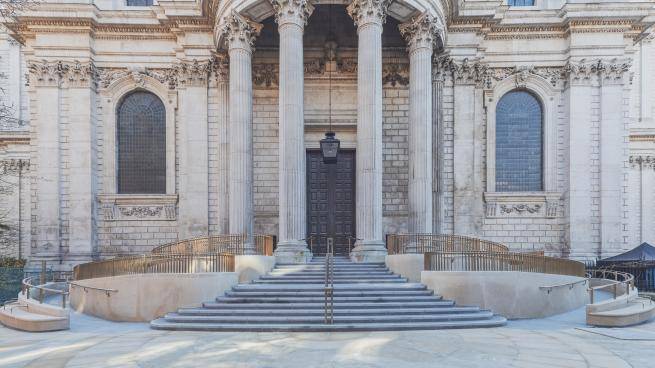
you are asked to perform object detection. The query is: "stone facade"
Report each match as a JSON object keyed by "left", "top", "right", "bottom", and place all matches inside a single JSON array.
[{"left": 0, "top": 0, "right": 653, "bottom": 268}]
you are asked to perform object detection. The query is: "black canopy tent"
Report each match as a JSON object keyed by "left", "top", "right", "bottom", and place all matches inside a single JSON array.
[{"left": 596, "top": 243, "right": 655, "bottom": 291}]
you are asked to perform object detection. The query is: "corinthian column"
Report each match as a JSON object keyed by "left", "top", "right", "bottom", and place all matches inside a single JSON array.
[
  {"left": 347, "top": 0, "right": 390, "bottom": 262},
  {"left": 399, "top": 14, "right": 439, "bottom": 235},
  {"left": 220, "top": 12, "right": 262, "bottom": 251},
  {"left": 271, "top": 0, "right": 314, "bottom": 263}
]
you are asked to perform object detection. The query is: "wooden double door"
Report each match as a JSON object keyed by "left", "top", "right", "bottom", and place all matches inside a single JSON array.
[{"left": 306, "top": 150, "right": 356, "bottom": 256}]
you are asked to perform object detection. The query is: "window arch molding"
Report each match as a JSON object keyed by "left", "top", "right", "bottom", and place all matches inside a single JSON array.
[
  {"left": 485, "top": 74, "right": 559, "bottom": 194},
  {"left": 100, "top": 74, "right": 177, "bottom": 196}
]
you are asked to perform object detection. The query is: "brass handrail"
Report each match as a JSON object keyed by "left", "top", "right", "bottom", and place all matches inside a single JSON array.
[
  {"left": 387, "top": 234, "right": 510, "bottom": 255},
  {"left": 424, "top": 251, "right": 585, "bottom": 277},
  {"left": 324, "top": 238, "right": 334, "bottom": 325},
  {"left": 151, "top": 234, "right": 274, "bottom": 256},
  {"left": 73, "top": 253, "right": 235, "bottom": 281},
  {"left": 68, "top": 281, "right": 118, "bottom": 297},
  {"left": 22, "top": 276, "right": 69, "bottom": 309}
]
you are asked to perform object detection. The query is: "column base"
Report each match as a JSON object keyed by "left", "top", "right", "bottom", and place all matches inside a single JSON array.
[
  {"left": 274, "top": 241, "right": 312, "bottom": 264},
  {"left": 350, "top": 240, "right": 387, "bottom": 263}
]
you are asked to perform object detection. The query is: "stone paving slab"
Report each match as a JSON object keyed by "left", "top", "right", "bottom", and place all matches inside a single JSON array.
[{"left": 0, "top": 309, "right": 654, "bottom": 367}]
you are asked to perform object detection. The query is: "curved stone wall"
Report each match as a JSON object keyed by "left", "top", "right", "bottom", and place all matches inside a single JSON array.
[
  {"left": 422, "top": 271, "right": 588, "bottom": 319},
  {"left": 69, "top": 273, "right": 238, "bottom": 322}
]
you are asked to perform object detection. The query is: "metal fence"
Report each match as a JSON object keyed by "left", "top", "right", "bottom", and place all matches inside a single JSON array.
[
  {"left": 424, "top": 251, "right": 586, "bottom": 277},
  {"left": 387, "top": 234, "right": 509, "bottom": 255},
  {"left": 151, "top": 235, "right": 274, "bottom": 256},
  {"left": 73, "top": 253, "right": 235, "bottom": 281}
]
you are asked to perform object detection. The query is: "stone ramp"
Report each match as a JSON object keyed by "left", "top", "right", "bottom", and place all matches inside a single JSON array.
[
  {"left": 150, "top": 256, "right": 506, "bottom": 331},
  {"left": 587, "top": 296, "right": 655, "bottom": 327}
]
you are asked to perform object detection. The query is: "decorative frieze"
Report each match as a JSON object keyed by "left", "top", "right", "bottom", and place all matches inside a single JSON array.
[
  {"left": 97, "top": 194, "right": 178, "bottom": 221},
  {"left": 347, "top": 0, "right": 391, "bottom": 27},
  {"left": 484, "top": 192, "right": 561, "bottom": 219},
  {"left": 27, "top": 60, "right": 97, "bottom": 88},
  {"left": 0, "top": 159, "right": 29, "bottom": 173},
  {"left": 630, "top": 155, "right": 655, "bottom": 169},
  {"left": 253, "top": 63, "right": 278, "bottom": 87},
  {"left": 382, "top": 64, "right": 409, "bottom": 86}
]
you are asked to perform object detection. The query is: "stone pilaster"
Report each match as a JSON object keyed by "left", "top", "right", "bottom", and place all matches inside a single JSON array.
[
  {"left": 271, "top": 0, "right": 314, "bottom": 263},
  {"left": 27, "top": 60, "right": 64, "bottom": 260},
  {"left": 347, "top": 0, "right": 390, "bottom": 262},
  {"left": 177, "top": 60, "right": 212, "bottom": 239},
  {"left": 66, "top": 61, "right": 97, "bottom": 261},
  {"left": 220, "top": 12, "right": 262, "bottom": 250},
  {"left": 399, "top": 14, "right": 439, "bottom": 235},
  {"left": 213, "top": 54, "right": 230, "bottom": 234},
  {"left": 599, "top": 60, "right": 630, "bottom": 256}
]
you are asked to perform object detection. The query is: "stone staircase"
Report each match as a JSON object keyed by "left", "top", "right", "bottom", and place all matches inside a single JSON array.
[{"left": 150, "top": 256, "right": 506, "bottom": 331}]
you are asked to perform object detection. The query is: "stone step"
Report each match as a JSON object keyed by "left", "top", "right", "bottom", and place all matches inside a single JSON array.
[
  {"left": 215, "top": 295, "right": 441, "bottom": 303},
  {"left": 252, "top": 279, "right": 407, "bottom": 284},
  {"left": 258, "top": 275, "right": 403, "bottom": 281},
  {"left": 225, "top": 290, "right": 435, "bottom": 298},
  {"left": 231, "top": 283, "right": 428, "bottom": 292},
  {"left": 150, "top": 316, "right": 508, "bottom": 332},
  {"left": 160, "top": 311, "right": 496, "bottom": 324},
  {"left": 176, "top": 306, "right": 481, "bottom": 316},
  {"left": 268, "top": 270, "right": 394, "bottom": 275},
  {"left": 202, "top": 300, "right": 454, "bottom": 310}
]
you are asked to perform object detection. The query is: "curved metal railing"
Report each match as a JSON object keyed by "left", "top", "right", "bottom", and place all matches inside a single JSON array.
[
  {"left": 73, "top": 253, "right": 234, "bottom": 281},
  {"left": 586, "top": 269, "right": 635, "bottom": 304},
  {"left": 21, "top": 276, "right": 69, "bottom": 308},
  {"left": 423, "top": 251, "right": 586, "bottom": 277},
  {"left": 387, "top": 234, "right": 509, "bottom": 255},
  {"left": 151, "top": 235, "right": 274, "bottom": 256}
]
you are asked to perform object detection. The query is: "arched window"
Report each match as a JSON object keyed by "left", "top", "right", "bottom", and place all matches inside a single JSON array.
[
  {"left": 495, "top": 90, "right": 543, "bottom": 192},
  {"left": 117, "top": 91, "right": 166, "bottom": 194}
]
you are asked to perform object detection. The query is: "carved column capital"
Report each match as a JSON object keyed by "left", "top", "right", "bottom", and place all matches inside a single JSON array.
[
  {"left": 175, "top": 59, "right": 213, "bottom": 87},
  {"left": 211, "top": 52, "right": 229, "bottom": 84},
  {"left": 346, "top": 0, "right": 391, "bottom": 28},
  {"left": 271, "top": 0, "right": 314, "bottom": 27},
  {"left": 219, "top": 11, "right": 263, "bottom": 53},
  {"left": 27, "top": 59, "right": 97, "bottom": 88},
  {"left": 399, "top": 13, "right": 441, "bottom": 53}
]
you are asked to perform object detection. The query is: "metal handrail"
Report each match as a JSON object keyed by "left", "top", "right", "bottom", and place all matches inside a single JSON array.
[
  {"left": 387, "top": 234, "right": 510, "bottom": 255},
  {"left": 586, "top": 269, "right": 635, "bottom": 304},
  {"left": 22, "top": 276, "right": 69, "bottom": 309},
  {"left": 424, "top": 251, "right": 586, "bottom": 277},
  {"left": 151, "top": 234, "right": 274, "bottom": 256},
  {"left": 324, "top": 238, "right": 334, "bottom": 324},
  {"left": 68, "top": 281, "right": 119, "bottom": 297},
  {"left": 539, "top": 278, "right": 589, "bottom": 294},
  {"left": 73, "top": 253, "right": 235, "bottom": 281}
]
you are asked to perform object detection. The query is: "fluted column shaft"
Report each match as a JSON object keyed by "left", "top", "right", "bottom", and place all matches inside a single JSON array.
[
  {"left": 348, "top": 0, "right": 389, "bottom": 262},
  {"left": 400, "top": 14, "right": 439, "bottom": 234},
  {"left": 221, "top": 12, "right": 262, "bottom": 251}
]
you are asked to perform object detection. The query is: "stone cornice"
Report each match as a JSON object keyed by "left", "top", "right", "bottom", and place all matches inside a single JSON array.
[
  {"left": 346, "top": 0, "right": 391, "bottom": 28},
  {"left": 399, "top": 13, "right": 441, "bottom": 53},
  {"left": 271, "top": 0, "right": 314, "bottom": 27}
]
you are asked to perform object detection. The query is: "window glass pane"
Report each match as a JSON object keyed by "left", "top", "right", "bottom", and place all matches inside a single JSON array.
[
  {"left": 495, "top": 91, "right": 543, "bottom": 192},
  {"left": 508, "top": 0, "right": 535, "bottom": 5},
  {"left": 117, "top": 91, "right": 166, "bottom": 194},
  {"left": 126, "top": 0, "right": 153, "bottom": 6}
]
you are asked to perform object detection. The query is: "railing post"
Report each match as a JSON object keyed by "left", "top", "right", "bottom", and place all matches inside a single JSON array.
[{"left": 39, "top": 260, "right": 46, "bottom": 303}]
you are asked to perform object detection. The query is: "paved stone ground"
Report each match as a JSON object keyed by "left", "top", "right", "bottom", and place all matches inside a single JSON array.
[{"left": 1, "top": 307, "right": 655, "bottom": 368}]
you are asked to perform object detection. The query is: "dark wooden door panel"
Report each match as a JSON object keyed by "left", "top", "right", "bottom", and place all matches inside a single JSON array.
[{"left": 306, "top": 150, "right": 355, "bottom": 255}]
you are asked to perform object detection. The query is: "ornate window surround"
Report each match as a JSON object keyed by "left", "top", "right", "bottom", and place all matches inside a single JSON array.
[
  {"left": 484, "top": 72, "right": 561, "bottom": 218},
  {"left": 98, "top": 71, "right": 178, "bottom": 221}
]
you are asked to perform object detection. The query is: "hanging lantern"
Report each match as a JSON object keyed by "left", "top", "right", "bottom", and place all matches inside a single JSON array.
[{"left": 320, "top": 131, "right": 340, "bottom": 164}]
